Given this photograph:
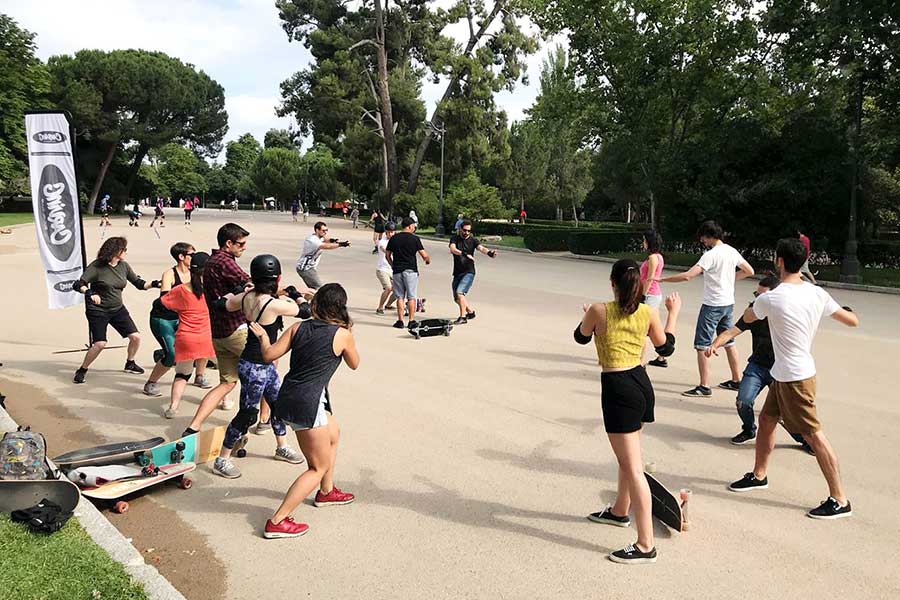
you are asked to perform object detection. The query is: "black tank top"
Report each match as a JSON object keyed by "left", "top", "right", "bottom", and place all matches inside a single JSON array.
[
  {"left": 241, "top": 296, "right": 284, "bottom": 364},
  {"left": 273, "top": 320, "right": 341, "bottom": 426},
  {"left": 150, "top": 267, "right": 183, "bottom": 320}
]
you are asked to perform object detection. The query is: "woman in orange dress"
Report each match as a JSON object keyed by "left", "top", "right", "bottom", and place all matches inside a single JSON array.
[{"left": 160, "top": 252, "right": 216, "bottom": 418}]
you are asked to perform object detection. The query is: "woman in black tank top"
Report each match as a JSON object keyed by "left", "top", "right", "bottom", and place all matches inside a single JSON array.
[{"left": 250, "top": 283, "right": 360, "bottom": 539}]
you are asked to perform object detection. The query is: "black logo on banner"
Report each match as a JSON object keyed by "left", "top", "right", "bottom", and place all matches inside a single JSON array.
[
  {"left": 38, "top": 165, "right": 77, "bottom": 262},
  {"left": 33, "top": 131, "right": 67, "bottom": 144},
  {"left": 53, "top": 280, "right": 79, "bottom": 293}
]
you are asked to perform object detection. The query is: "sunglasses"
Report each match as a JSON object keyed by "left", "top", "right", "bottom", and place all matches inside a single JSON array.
[
  {"left": 231, "top": 240, "right": 247, "bottom": 247},
  {"left": 462, "top": 228, "right": 472, "bottom": 233}
]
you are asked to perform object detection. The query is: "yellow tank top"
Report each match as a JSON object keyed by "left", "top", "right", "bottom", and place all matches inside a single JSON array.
[{"left": 594, "top": 302, "right": 650, "bottom": 368}]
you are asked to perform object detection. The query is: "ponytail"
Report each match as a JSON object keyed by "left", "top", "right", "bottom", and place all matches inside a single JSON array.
[
  {"left": 190, "top": 269, "right": 204, "bottom": 299},
  {"left": 610, "top": 259, "right": 642, "bottom": 315}
]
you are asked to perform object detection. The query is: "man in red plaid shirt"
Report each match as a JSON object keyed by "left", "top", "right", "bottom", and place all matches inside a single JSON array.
[{"left": 184, "top": 223, "right": 250, "bottom": 435}]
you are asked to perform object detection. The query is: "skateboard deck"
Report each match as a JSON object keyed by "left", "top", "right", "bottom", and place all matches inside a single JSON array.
[
  {"left": 644, "top": 472, "right": 689, "bottom": 532},
  {"left": 53, "top": 437, "right": 165, "bottom": 468},
  {"left": 144, "top": 427, "right": 225, "bottom": 467},
  {"left": 80, "top": 462, "right": 195, "bottom": 513},
  {"left": 409, "top": 318, "right": 452, "bottom": 339},
  {"left": 68, "top": 464, "right": 146, "bottom": 487},
  {"left": 0, "top": 478, "right": 80, "bottom": 514}
]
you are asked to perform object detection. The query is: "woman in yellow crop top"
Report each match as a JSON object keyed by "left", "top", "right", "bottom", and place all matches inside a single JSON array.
[{"left": 575, "top": 259, "right": 681, "bottom": 565}]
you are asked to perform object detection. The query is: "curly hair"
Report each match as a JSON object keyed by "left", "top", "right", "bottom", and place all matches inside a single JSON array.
[
  {"left": 311, "top": 283, "right": 352, "bottom": 329},
  {"left": 96, "top": 237, "right": 128, "bottom": 264}
]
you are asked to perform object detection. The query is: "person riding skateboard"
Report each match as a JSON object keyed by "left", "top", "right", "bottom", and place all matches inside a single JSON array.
[{"left": 728, "top": 238, "right": 859, "bottom": 520}]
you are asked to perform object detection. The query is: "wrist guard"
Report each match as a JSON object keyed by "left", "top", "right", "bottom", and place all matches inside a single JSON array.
[
  {"left": 338, "top": 241, "right": 350, "bottom": 248},
  {"left": 487, "top": 250, "right": 496, "bottom": 258},
  {"left": 284, "top": 285, "right": 302, "bottom": 301}
]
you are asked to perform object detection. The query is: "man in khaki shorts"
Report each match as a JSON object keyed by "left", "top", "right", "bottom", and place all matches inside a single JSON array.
[
  {"left": 183, "top": 223, "right": 251, "bottom": 436},
  {"left": 728, "top": 238, "right": 859, "bottom": 520},
  {"left": 375, "top": 222, "right": 397, "bottom": 314}
]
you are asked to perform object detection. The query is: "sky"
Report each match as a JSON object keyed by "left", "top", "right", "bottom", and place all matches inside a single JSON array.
[{"left": 2, "top": 0, "right": 565, "bottom": 160}]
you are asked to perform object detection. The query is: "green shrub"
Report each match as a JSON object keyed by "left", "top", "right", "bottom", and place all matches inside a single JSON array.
[
  {"left": 568, "top": 230, "right": 643, "bottom": 255},
  {"left": 445, "top": 171, "right": 507, "bottom": 222},
  {"left": 523, "top": 228, "right": 576, "bottom": 252},
  {"left": 858, "top": 241, "right": 900, "bottom": 268}
]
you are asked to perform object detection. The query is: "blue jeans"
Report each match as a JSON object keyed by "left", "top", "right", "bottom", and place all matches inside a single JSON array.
[
  {"left": 693, "top": 304, "right": 735, "bottom": 350},
  {"left": 736, "top": 361, "right": 805, "bottom": 443}
]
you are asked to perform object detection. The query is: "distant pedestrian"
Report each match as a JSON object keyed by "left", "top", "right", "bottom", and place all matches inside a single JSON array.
[
  {"left": 183, "top": 197, "right": 194, "bottom": 225},
  {"left": 409, "top": 209, "right": 419, "bottom": 226},
  {"left": 150, "top": 197, "right": 165, "bottom": 228},
  {"left": 369, "top": 210, "right": 386, "bottom": 253},
  {"left": 453, "top": 213, "right": 464, "bottom": 233},
  {"left": 98, "top": 194, "right": 111, "bottom": 227},
  {"left": 519, "top": 208, "right": 527, "bottom": 223},
  {"left": 291, "top": 200, "right": 300, "bottom": 222},
  {"left": 128, "top": 199, "right": 142, "bottom": 227},
  {"left": 350, "top": 207, "right": 360, "bottom": 229},
  {"left": 342, "top": 205, "right": 348, "bottom": 220}
]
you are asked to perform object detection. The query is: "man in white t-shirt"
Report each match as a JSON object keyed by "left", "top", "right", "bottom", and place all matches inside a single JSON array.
[
  {"left": 375, "top": 222, "right": 397, "bottom": 314},
  {"left": 295, "top": 221, "right": 350, "bottom": 289},
  {"left": 659, "top": 220, "right": 754, "bottom": 397},
  {"left": 728, "top": 237, "right": 858, "bottom": 520}
]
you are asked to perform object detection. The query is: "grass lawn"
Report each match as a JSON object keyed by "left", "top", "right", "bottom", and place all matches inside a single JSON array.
[
  {"left": 0, "top": 212, "right": 34, "bottom": 227},
  {"left": 418, "top": 228, "right": 526, "bottom": 249},
  {"left": 0, "top": 515, "right": 148, "bottom": 600}
]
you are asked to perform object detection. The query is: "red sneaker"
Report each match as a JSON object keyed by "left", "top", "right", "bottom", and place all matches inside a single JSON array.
[
  {"left": 263, "top": 516, "right": 309, "bottom": 539},
  {"left": 314, "top": 487, "right": 355, "bottom": 507}
]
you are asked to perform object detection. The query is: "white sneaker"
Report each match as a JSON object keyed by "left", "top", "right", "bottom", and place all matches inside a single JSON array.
[
  {"left": 164, "top": 407, "right": 177, "bottom": 419},
  {"left": 274, "top": 446, "right": 305, "bottom": 464},
  {"left": 193, "top": 375, "right": 213, "bottom": 389},
  {"left": 218, "top": 397, "right": 234, "bottom": 410},
  {"left": 213, "top": 457, "right": 242, "bottom": 479},
  {"left": 143, "top": 382, "right": 162, "bottom": 397}
]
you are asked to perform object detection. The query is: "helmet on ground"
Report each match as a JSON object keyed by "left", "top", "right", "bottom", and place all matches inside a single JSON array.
[{"left": 250, "top": 254, "right": 281, "bottom": 280}]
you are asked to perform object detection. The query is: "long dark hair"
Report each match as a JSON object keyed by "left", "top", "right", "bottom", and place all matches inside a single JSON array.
[
  {"left": 188, "top": 252, "right": 210, "bottom": 299},
  {"left": 643, "top": 229, "right": 662, "bottom": 255},
  {"left": 251, "top": 278, "right": 279, "bottom": 297},
  {"left": 97, "top": 237, "right": 127, "bottom": 264},
  {"left": 610, "top": 259, "right": 643, "bottom": 315},
  {"left": 311, "top": 283, "right": 352, "bottom": 329}
]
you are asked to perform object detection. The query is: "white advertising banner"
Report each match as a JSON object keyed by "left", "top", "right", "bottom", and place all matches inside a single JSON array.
[{"left": 25, "top": 112, "right": 85, "bottom": 309}]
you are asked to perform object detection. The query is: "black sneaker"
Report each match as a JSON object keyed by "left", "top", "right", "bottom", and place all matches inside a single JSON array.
[
  {"left": 454, "top": 316, "right": 468, "bottom": 325},
  {"left": 465, "top": 310, "right": 476, "bottom": 320},
  {"left": 73, "top": 368, "right": 87, "bottom": 384},
  {"left": 729, "top": 472, "right": 768, "bottom": 492},
  {"left": 587, "top": 506, "right": 631, "bottom": 528},
  {"left": 682, "top": 385, "right": 712, "bottom": 398},
  {"left": 407, "top": 320, "right": 419, "bottom": 330},
  {"left": 648, "top": 358, "right": 668, "bottom": 368},
  {"left": 799, "top": 440, "right": 816, "bottom": 456},
  {"left": 123, "top": 360, "right": 145, "bottom": 374},
  {"left": 608, "top": 543, "right": 657, "bottom": 565},
  {"left": 807, "top": 497, "right": 852, "bottom": 520},
  {"left": 371, "top": 248, "right": 378, "bottom": 254},
  {"left": 730, "top": 430, "right": 756, "bottom": 445},
  {"left": 718, "top": 380, "right": 741, "bottom": 391},
  {"left": 392, "top": 320, "right": 405, "bottom": 329}
]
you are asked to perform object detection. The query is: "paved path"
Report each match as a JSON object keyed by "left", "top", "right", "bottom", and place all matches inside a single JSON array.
[{"left": 1, "top": 210, "right": 898, "bottom": 598}]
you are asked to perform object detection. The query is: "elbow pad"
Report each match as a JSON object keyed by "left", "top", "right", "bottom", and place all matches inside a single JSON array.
[
  {"left": 213, "top": 297, "right": 228, "bottom": 312},
  {"left": 133, "top": 278, "right": 148, "bottom": 290},
  {"left": 654, "top": 333, "right": 676, "bottom": 357},
  {"left": 574, "top": 325, "right": 592, "bottom": 345},
  {"left": 297, "top": 301, "right": 312, "bottom": 319}
]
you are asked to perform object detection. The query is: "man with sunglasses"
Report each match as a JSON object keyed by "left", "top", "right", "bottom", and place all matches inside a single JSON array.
[
  {"left": 296, "top": 221, "right": 350, "bottom": 290},
  {"left": 448, "top": 220, "right": 497, "bottom": 325},
  {"left": 706, "top": 275, "right": 812, "bottom": 453}
]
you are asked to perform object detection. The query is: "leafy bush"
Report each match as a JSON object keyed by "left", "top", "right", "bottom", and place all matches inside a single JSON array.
[
  {"left": 445, "top": 171, "right": 507, "bottom": 222},
  {"left": 858, "top": 241, "right": 900, "bottom": 268},
  {"left": 524, "top": 228, "right": 579, "bottom": 252},
  {"left": 393, "top": 189, "right": 439, "bottom": 226},
  {"left": 568, "top": 230, "right": 643, "bottom": 255}
]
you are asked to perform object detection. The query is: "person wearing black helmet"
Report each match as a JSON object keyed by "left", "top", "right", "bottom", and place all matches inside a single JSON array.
[{"left": 212, "top": 254, "right": 312, "bottom": 479}]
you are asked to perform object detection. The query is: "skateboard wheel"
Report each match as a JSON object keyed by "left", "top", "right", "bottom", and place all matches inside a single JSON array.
[
  {"left": 236, "top": 448, "right": 247, "bottom": 458},
  {"left": 114, "top": 501, "right": 129, "bottom": 514},
  {"left": 179, "top": 477, "right": 193, "bottom": 490},
  {"left": 175, "top": 441, "right": 186, "bottom": 451},
  {"left": 442, "top": 331, "right": 449, "bottom": 336},
  {"left": 137, "top": 455, "right": 151, "bottom": 467}
]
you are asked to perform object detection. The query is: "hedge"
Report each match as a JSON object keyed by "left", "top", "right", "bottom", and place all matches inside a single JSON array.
[
  {"left": 856, "top": 241, "right": 900, "bottom": 268},
  {"left": 568, "top": 230, "right": 644, "bottom": 255},
  {"left": 523, "top": 228, "right": 575, "bottom": 252}
]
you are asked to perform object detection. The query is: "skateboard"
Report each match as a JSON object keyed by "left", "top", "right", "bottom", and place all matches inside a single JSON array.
[
  {"left": 142, "top": 426, "right": 226, "bottom": 467},
  {"left": 409, "top": 318, "right": 453, "bottom": 339},
  {"left": 53, "top": 437, "right": 165, "bottom": 468},
  {"left": 0, "top": 479, "right": 80, "bottom": 514},
  {"left": 80, "top": 462, "right": 196, "bottom": 514},
  {"left": 644, "top": 472, "right": 691, "bottom": 532},
  {"left": 67, "top": 464, "right": 149, "bottom": 487}
]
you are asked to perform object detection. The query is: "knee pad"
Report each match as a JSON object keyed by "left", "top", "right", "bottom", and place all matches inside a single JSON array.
[
  {"left": 232, "top": 407, "right": 259, "bottom": 433},
  {"left": 174, "top": 372, "right": 192, "bottom": 382}
]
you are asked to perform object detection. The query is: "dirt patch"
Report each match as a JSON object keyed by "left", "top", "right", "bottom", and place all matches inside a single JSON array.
[{"left": 1, "top": 377, "right": 227, "bottom": 600}]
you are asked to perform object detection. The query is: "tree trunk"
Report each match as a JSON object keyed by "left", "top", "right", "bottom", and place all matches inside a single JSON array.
[
  {"left": 572, "top": 201, "right": 579, "bottom": 227},
  {"left": 87, "top": 141, "right": 118, "bottom": 215},
  {"left": 650, "top": 191, "right": 657, "bottom": 229},
  {"left": 407, "top": 0, "right": 507, "bottom": 194},
  {"left": 121, "top": 143, "right": 149, "bottom": 206},
  {"left": 374, "top": 0, "right": 400, "bottom": 210}
]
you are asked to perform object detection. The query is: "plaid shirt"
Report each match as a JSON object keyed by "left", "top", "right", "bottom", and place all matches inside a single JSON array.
[{"left": 204, "top": 249, "right": 249, "bottom": 339}]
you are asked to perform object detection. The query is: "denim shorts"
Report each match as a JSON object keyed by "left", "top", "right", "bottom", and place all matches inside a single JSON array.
[
  {"left": 392, "top": 270, "right": 419, "bottom": 300},
  {"left": 452, "top": 273, "right": 475, "bottom": 298},
  {"left": 643, "top": 294, "right": 662, "bottom": 309},
  {"left": 694, "top": 304, "right": 734, "bottom": 350}
]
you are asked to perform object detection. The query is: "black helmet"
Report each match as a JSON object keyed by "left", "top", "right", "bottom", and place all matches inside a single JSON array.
[
  {"left": 190, "top": 251, "right": 210, "bottom": 271},
  {"left": 250, "top": 254, "right": 281, "bottom": 281}
]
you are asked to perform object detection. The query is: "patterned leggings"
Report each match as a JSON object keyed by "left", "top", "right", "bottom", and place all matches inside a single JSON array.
[{"left": 224, "top": 360, "right": 287, "bottom": 448}]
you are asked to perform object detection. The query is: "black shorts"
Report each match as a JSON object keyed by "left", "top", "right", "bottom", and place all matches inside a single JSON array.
[
  {"left": 87, "top": 306, "right": 138, "bottom": 343},
  {"left": 374, "top": 225, "right": 385, "bottom": 234},
  {"left": 600, "top": 366, "right": 655, "bottom": 434}
]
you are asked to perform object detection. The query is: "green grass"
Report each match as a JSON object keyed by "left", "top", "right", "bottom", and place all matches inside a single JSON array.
[
  {"left": 419, "top": 228, "right": 526, "bottom": 249},
  {"left": 0, "top": 212, "right": 34, "bottom": 227},
  {"left": 0, "top": 515, "right": 148, "bottom": 600}
]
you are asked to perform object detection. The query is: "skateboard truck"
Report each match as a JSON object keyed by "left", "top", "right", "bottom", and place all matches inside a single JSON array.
[{"left": 170, "top": 441, "right": 186, "bottom": 464}]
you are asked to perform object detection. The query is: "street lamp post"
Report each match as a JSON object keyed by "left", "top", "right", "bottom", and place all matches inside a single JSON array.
[
  {"left": 840, "top": 70, "right": 864, "bottom": 284},
  {"left": 431, "top": 121, "right": 447, "bottom": 235}
]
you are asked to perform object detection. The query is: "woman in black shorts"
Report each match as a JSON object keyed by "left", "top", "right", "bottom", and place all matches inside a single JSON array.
[
  {"left": 251, "top": 283, "right": 360, "bottom": 539},
  {"left": 575, "top": 259, "right": 681, "bottom": 564},
  {"left": 369, "top": 210, "right": 385, "bottom": 253},
  {"left": 73, "top": 236, "right": 160, "bottom": 384}
]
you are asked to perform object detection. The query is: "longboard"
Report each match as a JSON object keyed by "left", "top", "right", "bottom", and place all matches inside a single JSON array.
[
  {"left": 68, "top": 464, "right": 146, "bottom": 487},
  {"left": 409, "top": 318, "right": 453, "bottom": 339},
  {"left": 53, "top": 437, "right": 165, "bottom": 468},
  {"left": 143, "top": 426, "right": 225, "bottom": 467},
  {"left": 0, "top": 479, "right": 80, "bottom": 514},
  {"left": 644, "top": 472, "right": 690, "bottom": 532},
  {"left": 80, "top": 462, "right": 195, "bottom": 514}
]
